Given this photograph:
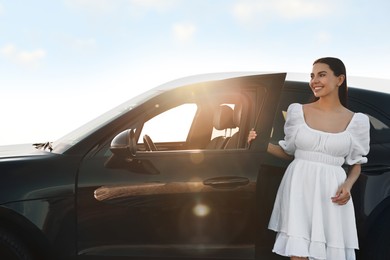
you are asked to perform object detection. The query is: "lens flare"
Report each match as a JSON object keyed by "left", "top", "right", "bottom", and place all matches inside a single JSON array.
[{"left": 193, "top": 203, "right": 210, "bottom": 217}]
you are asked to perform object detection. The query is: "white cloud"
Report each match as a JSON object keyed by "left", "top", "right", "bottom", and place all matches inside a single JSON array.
[
  {"left": 59, "top": 35, "right": 97, "bottom": 50},
  {"left": 129, "top": 0, "right": 179, "bottom": 11},
  {"left": 64, "top": 0, "right": 178, "bottom": 14},
  {"left": 316, "top": 32, "right": 332, "bottom": 44},
  {"left": 1, "top": 44, "right": 46, "bottom": 68},
  {"left": 17, "top": 49, "right": 46, "bottom": 63},
  {"left": 273, "top": 0, "right": 331, "bottom": 19},
  {"left": 173, "top": 23, "right": 196, "bottom": 43},
  {"left": 64, "top": 0, "right": 118, "bottom": 13},
  {"left": 1, "top": 44, "right": 16, "bottom": 56},
  {"left": 232, "top": 0, "right": 335, "bottom": 24},
  {"left": 73, "top": 38, "right": 97, "bottom": 49},
  {"left": 232, "top": 1, "right": 262, "bottom": 24}
]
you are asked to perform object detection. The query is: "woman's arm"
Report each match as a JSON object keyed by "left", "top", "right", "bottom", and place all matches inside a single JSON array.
[
  {"left": 248, "top": 129, "right": 293, "bottom": 160},
  {"left": 332, "top": 164, "right": 361, "bottom": 205},
  {"left": 267, "top": 143, "right": 293, "bottom": 160}
]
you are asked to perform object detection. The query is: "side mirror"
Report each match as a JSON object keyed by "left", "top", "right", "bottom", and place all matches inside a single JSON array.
[
  {"left": 110, "top": 129, "right": 137, "bottom": 157},
  {"left": 106, "top": 129, "right": 159, "bottom": 175}
]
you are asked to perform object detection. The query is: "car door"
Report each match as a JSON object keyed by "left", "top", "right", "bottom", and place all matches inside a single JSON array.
[{"left": 76, "top": 73, "right": 286, "bottom": 259}]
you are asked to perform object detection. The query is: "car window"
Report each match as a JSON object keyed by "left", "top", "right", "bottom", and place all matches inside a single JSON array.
[
  {"left": 139, "top": 103, "right": 197, "bottom": 143},
  {"left": 366, "top": 114, "right": 390, "bottom": 144},
  {"left": 367, "top": 115, "right": 389, "bottom": 130},
  {"left": 137, "top": 87, "right": 265, "bottom": 151}
]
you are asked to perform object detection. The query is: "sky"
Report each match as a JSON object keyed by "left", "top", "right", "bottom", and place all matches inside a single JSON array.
[{"left": 1, "top": 0, "right": 390, "bottom": 146}]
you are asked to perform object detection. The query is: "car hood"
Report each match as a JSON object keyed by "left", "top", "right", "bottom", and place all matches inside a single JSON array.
[{"left": 0, "top": 143, "right": 50, "bottom": 159}]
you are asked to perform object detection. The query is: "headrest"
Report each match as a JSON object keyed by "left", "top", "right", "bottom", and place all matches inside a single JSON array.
[
  {"left": 213, "top": 105, "right": 235, "bottom": 130},
  {"left": 233, "top": 103, "right": 242, "bottom": 127}
]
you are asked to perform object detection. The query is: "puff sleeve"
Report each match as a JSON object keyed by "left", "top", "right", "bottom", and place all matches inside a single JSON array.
[
  {"left": 345, "top": 113, "right": 370, "bottom": 165},
  {"left": 278, "top": 103, "right": 303, "bottom": 155}
]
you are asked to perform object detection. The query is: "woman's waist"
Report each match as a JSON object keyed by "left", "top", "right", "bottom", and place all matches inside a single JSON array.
[{"left": 294, "top": 149, "right": 345, "bottom": 166}]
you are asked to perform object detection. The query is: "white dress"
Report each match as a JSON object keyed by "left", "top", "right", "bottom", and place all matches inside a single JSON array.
[{"left": 268, "top": 103, "right": 370, "bottom": 260}]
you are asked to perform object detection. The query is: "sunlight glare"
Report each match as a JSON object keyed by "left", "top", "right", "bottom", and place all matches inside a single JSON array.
[{"left": 193, "top": 203, "right": 210, "bottom": 217}]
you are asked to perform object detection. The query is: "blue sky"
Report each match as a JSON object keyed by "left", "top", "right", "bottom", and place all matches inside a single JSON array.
[{"left": 1, "top": 0, "right": 390, "bottom": 145}]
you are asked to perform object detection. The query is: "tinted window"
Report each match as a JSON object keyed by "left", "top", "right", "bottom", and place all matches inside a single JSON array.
[{"left": 349, "top": 88, "right": 390, "bottom": 147}]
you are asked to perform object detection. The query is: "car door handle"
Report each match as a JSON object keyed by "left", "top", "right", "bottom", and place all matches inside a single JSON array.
[{"left": 203, "top": 176, "right": 250, "bottom": 189}]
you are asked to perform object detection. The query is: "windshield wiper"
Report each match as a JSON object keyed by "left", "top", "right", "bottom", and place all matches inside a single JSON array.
[{"left": 33, "top": 142, "right": 53, "bottom": 152}]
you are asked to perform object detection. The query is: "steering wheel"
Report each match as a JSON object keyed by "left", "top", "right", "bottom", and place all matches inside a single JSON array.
[{"left": 143, "top": 134, "right": 157, "bottom": 151}]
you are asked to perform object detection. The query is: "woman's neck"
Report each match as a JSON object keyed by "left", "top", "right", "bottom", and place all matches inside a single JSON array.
[{"left": 316, "top": 96, "right": 343, "bottom": 111}]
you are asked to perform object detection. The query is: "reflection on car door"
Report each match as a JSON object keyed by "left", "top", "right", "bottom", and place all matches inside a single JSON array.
[{"left": 76, "top": 73, "right": 286, "bottom": 259}]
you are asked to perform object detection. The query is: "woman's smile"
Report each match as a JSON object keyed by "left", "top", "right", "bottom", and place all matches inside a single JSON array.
[{"left": 312, "top": 85, "right": 324, "bottom": 94}]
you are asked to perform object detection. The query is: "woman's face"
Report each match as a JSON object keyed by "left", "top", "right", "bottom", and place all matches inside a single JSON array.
[{"left": 310, "top": 63, "right": 344, "bottom": 99}]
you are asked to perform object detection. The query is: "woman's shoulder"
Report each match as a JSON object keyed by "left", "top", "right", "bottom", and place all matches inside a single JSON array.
[
  {"left": 353, "top": 112, "right": 369, "bottom": 121},
  {"left": 284, "top": 103, "right": 304, "bottom": 125},
  {"left": 348, "top": 112, "right": 370, "bottom": 134},
  {"left": 287, "top": 102, "right": 303, "bottom": 112},
  {"left": 351, "top": 112, "right": 370, "bottom": 127}
]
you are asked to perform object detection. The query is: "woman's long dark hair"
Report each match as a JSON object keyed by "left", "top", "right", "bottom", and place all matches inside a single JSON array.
[{"left": 313, "top": 57, "right": 348, "bottom": 107}]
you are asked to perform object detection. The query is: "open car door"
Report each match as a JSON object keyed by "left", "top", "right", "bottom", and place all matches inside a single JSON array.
[{"left": 76, "top": 73, "right": 286, "bottom": 259}]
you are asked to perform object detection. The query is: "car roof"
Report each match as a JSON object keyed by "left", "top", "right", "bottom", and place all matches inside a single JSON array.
[{"left": 154, "top": 71, "right": 389, "bottom": 95}]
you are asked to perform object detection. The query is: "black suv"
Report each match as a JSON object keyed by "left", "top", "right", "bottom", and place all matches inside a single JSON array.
[{"left": 0, "top": 73, "right": 389, "bottom": 260}]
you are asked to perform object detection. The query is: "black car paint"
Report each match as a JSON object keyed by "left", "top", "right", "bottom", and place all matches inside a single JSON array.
[{"left": 0, "top": 73, "right": 389, "bottom": 260}]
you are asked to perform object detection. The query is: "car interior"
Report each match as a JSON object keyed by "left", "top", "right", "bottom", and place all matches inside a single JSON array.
[
  {"left": 205, "top": 104, "right": 236, "bottom": 149},
  {"left": 137, "top": 93, "right": 251, "bottom": 152}
]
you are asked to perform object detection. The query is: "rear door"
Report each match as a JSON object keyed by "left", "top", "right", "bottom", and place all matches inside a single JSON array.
[{"left": 76, "top": 73, "right": 286, "bottom": 259}]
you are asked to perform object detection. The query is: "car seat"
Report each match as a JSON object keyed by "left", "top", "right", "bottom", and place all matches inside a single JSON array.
[
  {"left": 224, "top": 103, "right": 242, "bottom": 149},
  {"left": 206, "top": 105, "right": 235, "bottom": 149}
]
